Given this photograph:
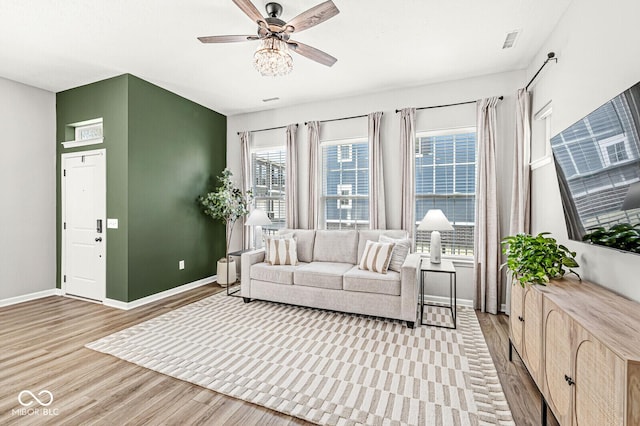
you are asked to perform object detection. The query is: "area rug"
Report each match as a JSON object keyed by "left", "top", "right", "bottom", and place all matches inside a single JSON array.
[{"left": 87, "top": 294, "right": 513, "bottom": 425}]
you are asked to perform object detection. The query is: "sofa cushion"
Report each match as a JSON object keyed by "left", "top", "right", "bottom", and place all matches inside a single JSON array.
[
  {"left": 313, "top": 230, "right": 358, "bottom": 264},
  {"left": 357, "top": 230, "right": 409, "bottom": 263},
  {"left": 250, "top": 262, "right": 308, "bottom": 285},
  {"left": 267, "top": 238, "right": 298, "bottom": 266},
  {"left": 294, "top": 262, "right": 353, "bottom": 290},
  {"left": 379, "top": 235, "right": 412, "bottom": 272},
  {"left": 358, "top": 240, "right": 395, "bottom": 274},
  {"left": 343, "top": 266, "right": 401, "bottom": 296},
  {"left": 279, "top": 229, "right": 315, "bottom": 263},
  {"left": 265, "top": 233, "right": 293, "bottom": 261}
]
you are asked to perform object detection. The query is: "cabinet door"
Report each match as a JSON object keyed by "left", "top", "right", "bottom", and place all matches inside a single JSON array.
[
  {"left": 522, "top": 287, "right": 543, "bottom": 384},
  {"left": 544, "top": 299, "right": 573, "bottom": 425},
  {"left": 510, "top": 282, "right": 524, "bottom": 352},
  {"left": 573, "top": 326, "right": 625, "bottom": 426}
]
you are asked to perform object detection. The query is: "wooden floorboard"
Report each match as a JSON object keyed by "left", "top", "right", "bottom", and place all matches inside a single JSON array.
[{"left": 1, "top": 285, "right": 555, "bottom": 425}]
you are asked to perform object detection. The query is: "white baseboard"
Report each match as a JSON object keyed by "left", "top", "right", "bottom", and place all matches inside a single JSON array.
[
  {"left": 103, "top": 275, "right": 217, "bottom": 310},
  {"left": 423, "top": 294, "right": 474, "bottom": 308},
  {"left": 0, "top": 288, "right": 63, "bottom": 307}
]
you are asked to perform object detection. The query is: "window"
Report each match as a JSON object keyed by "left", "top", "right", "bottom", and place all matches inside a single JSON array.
[
  {"left": 252, "top": 148, "right": 286, "bottom": 234},
  {"left": 337, "top": 144, "right": 352, "bottom": 162},
  {"left": 336, "top": 184, "right": 352, "bottom": 209},
  {"left": 321, "top": 139, "right": 368, "bottom": 229},
  {"left": 415, "top": 128, "right": 477, "bottom": 257},
  {"left": 415, "top": 136, "right": 432, "bottom": 158}
]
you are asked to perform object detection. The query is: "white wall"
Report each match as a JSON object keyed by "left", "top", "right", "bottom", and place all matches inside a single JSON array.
[
  {"left": 0, "top": 77, "right": 56, "bottom": 301},
  {"left": 228, "top": 71, "right": 525, "bottom": 304},
  {"left": 528, "top": 0, "right": 640, "bottom": 301}
]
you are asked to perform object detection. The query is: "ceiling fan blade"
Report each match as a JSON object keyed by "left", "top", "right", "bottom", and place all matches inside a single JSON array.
[
  {"left": 198, "top": 35, "right": 258, "bottom": 43},
  {"left": 288, "top": 40, "right": 337, "bottom": 67},
  {"left": 232, "top": 0, "right": 266, "bottom": 25},
  {"left": 286, "top": 0, "right": 339, "bottom": 33}
]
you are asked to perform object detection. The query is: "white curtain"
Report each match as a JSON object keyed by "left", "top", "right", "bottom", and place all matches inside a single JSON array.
[
  {"left": 368, "top": 112, "right": 386, "bottom": 229},
  {"left": 399, "top": 108, "right": 416, "bottom": 241},
  {"left": 474, "top": 97, "right": 501, "bottom": 314},
  {"left": 240, "top": 131, "right": 252, "bottom": 249},
  {"left": 506, "top": 89, "right": 532, "bottom": 315},
  {"left": 285, "top": 124, "right": 298, "bottom": 229},
  {"left": 307, "top": 121, "right": 320, "bottom": 229}
]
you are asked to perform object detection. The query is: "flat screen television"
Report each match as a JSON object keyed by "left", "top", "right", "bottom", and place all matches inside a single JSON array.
[{"left": 551, "top": 81, "right": 640, "bottom": 254}]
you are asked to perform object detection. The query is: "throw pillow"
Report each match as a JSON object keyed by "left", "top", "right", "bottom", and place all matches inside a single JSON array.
[
  {"left": 358, "top": 240, "right": 395, "bottom": 274},
  {"left": 268, "top": 238, "right": 298, "bottom": 266},
  {"left": 379, "top": 235, "right": 412, "bottom": 272},
  {"left": 264, "top": 232, "right": 294, "bottom": 261}
]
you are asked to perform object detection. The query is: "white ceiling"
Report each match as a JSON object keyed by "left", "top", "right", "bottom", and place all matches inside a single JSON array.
[{"left": 0, "top": 0, "right": 572, "bottom": 116}]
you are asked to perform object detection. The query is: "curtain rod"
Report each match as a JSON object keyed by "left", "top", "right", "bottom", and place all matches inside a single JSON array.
[
  {"left": 305, "top": 113, "right": 376, "bottom": 126},
  {"left": 525, "top": 52, "right": 557, "bottom": 91},
  {"left": 237, "top": 123, "right": 298, "bottom": 136},
  {"left": 394, "top": 96, "right": 504, "bottom": 114}
]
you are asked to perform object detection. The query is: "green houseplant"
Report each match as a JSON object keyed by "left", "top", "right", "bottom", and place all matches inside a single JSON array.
[
  {"left": 501, "top": 232, "right": 580, "bottom": 287},
  {"left": 198, "top": 168, "right": 252, "bottom": 284},
  {"left": 582, "top": 223, "right": 640, "bottom": 253}
]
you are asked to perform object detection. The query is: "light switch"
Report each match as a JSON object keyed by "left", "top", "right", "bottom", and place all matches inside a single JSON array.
[{"left": 107, "top": 218, "right": 119, "bottom": 229}]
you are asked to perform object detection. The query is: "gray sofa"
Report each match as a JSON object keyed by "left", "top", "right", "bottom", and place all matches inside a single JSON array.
[{"left": 241, "top": 229, "right": 420, "bottom": 327}]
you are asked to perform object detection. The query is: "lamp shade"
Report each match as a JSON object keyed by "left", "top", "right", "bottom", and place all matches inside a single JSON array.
[
  {"left": 245, "top": 209, "right": 272, "bottom": 226},
  {"left": 417, "top": 209, "right": 454, "bottom": 231}
]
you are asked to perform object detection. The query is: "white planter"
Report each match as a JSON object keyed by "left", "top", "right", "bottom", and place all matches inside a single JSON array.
[{"left": 216, "top": 258, "right": 237, "bottom": 286}]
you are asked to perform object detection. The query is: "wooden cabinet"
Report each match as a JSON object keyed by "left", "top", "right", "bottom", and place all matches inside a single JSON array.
[
  {"left": 510, "top": 283, "right": 543, "bottom": 384},
  {"left": 509, "top": 277, "right": 640, "bottom": 425}
]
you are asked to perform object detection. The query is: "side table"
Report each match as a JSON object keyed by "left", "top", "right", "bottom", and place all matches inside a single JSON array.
[
  {"left": 420, "top": 258, "right": 457, "bottom": 329},
  {"left": 223, "top": 249, "right": 252, "bottom": 297}
]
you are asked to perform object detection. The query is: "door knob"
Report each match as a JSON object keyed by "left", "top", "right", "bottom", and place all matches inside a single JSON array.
[{"left": 95, "top": 237, "right": 103, "bottom": 242}]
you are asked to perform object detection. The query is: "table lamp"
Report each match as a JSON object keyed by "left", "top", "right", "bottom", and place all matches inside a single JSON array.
[
  {"left": 245, "top": 209, "right": 272, "bottom": 249},
  {"left": 417, "top": 209, "right": 454, "bottom": 264}
]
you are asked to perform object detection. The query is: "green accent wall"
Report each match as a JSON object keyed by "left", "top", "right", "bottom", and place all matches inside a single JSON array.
[
  {"left": 56, "top": 74, "right": 226, "bottom": 302},
  {"left": 127, "top": 75, "right": 226, "bottom": 301}
]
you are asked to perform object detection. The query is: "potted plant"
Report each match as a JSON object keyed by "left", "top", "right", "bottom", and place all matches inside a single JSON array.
[
  {"left": 198, "top": 168, "right": 252, "bottom": 286},
  {"left": 501, "top": 232, "right": 580, "bottom": 287}
]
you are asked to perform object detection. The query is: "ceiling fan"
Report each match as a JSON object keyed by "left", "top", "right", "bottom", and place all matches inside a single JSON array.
[{"left": 198, "top": 0, "right": 339, "bottom": 75}]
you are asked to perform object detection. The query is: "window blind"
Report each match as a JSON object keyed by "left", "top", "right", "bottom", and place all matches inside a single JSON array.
[
  {"left": 415, "top": 130, "right": 476, "bottom": 256},
  {"left": 321, "top": 140, "right": 369, "bottom": 230},
  {"left": 252, "top": 148, "right": 286, "bottom": 234}
]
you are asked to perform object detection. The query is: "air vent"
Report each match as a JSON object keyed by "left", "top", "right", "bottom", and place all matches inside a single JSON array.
[
  {"left": 262, "top": 97, "right": 280, "bottom": 102},
  {"left": 502, "top": 30, "right": 520, "bottom": 49}
]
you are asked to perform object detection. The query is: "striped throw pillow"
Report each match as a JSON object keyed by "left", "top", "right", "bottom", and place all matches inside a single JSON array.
[
  {"left": 264, "top": 232, "right": 293, "bottom": 260},
  {"left": 358, "top": 240, "right": 395, "bottom": 274},
  {"left": 267, "top": 238, "right": 298, "bottom": 266},
  {"left": 379, "top": 235, "right": 411, "bottom": 272}
]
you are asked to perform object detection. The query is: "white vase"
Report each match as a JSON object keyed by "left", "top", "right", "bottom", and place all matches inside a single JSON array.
[{"left": 216, "top": 258, "right": 237, "bottom": 286}]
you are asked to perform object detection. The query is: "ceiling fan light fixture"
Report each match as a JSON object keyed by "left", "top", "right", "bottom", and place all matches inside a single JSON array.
[{"left": 253, "top": 38, "right": 293, "bottom": 77}]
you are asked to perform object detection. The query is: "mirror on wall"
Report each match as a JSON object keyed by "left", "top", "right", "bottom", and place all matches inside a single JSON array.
[{"left": 551, "top": 81, "right": 640, "bottom": 254}]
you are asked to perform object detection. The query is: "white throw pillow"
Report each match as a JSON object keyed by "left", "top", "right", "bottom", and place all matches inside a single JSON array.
[
  {"left": 358, "top": 240, "right": 395, "bottom": 274},
  {"left": 264, "top": 232, "right": 294, "bottom": 261},
  {"left": 379, "top": 235, "right": 411, "bottom": 272},
  {"left": 267, "top": 238, "right": 298, "bottom": 266}
]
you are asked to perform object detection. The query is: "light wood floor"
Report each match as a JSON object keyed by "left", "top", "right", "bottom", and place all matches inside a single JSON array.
[{"left": 1, "top": 285, "right": 557, "bottom": 425}]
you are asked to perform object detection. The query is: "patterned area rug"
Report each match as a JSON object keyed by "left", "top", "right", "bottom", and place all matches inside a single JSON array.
[{"left": 87, "top": 294, "right": 513, "bottom": 425}]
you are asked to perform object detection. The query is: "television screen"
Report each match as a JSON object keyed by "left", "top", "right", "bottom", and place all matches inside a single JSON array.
[{"left": 551, "top": 81, "right": 640, "bottom": 254}]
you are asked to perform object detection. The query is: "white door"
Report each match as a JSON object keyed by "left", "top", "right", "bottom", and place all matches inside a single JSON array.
[{"left": 62, "top": 150, "right": 106, "bottom": 301}]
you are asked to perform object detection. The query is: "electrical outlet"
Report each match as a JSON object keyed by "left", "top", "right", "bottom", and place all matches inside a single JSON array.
[{"left": 179, "top": 260, "right": 185, "bottom": 270}]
